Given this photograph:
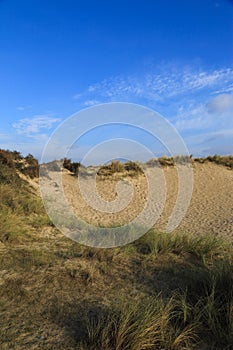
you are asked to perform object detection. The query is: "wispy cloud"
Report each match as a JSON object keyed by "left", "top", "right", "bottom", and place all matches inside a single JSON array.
[
  {"left": 6, "top": 115, "right": 61, "bottom": 158},
  {"left": 74, "top": 67, "right": 233, "bottom": 104},
  {"left": 0, "top": 133, "right": 11, "bottom": 140},
  {"left": 174, "top": 103, "right": 208, "bottom": 131},
  {"left": 212, "top": 84, "right": 233, "bottom": 94},
  {"left": 70, "top": 65, "right": 233, "bottom": 156},
  {"left": 5, "top": 65, "right": 232, "bottom": 159},
  {"left": 84, "top": 100, "right": 101, "bottom": 106},
  {"left": 174, "top": 94, "right": 233, "bottom": 132},
  {"left": 206, "top": 93, "right": 233, "bottom": 114},
  {"left": 184, "top": 128, "right": 233, "bottom": 156},
  {"left": 12, "top": 115, "right": 61, "bottom": 137},
  {"left": 16, "top": 105, "right": 32, "bottom": 111},
  {"left": 73, "top": 93, "right": 83, "bottom": 100}
]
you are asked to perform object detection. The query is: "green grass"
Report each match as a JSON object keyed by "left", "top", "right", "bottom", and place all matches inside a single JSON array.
[{"left": 133, "top": 229, "right": 232, "bottom": 263}]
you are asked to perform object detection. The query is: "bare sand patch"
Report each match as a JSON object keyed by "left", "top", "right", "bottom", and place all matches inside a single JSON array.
[{"left": 56, "top": 162, "right": 233, "bottom": 239}]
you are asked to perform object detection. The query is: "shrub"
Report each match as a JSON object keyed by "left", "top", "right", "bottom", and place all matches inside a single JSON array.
[
  {"left": 124, "top": 161, "right": 143, "bottom": 174},
  {"left": 158, "top": 156, "right": 175, "bottom": 166},
  {"left": 206, "top": 155, "right": 233, "bottom": 168},
  {"left": 108, "top": 160, "right": 125, "bottom": 173},
  {"left": 98, "top": 160, "right": 143, "bottom": 177},
  {"left": 0, "top": 149, "right": 39, "bottom": 180},
  {"left": 22, "top": 165, "right": 39, "bottom": 178},
  {"left": 24, "top": 153, "right": 38, "bottom": 166},
  {"left": 63, "top": 158, "right": 81, "bottom": 175},
  {"left": 97, "top": 160, "right": 125, "bottom": 176}
]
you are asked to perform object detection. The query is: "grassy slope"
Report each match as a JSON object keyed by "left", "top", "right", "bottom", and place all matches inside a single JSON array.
[{"left": 0, "top": 151, "right": 232, "bottom": 350}]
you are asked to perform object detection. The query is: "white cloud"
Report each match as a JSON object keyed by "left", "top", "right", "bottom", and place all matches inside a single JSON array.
[
  {"left": 12, "top": 115, "right": 61, "bottom": 137},
  {"left": 0, "top": 133, "right": 11, "bottom": 140},
  {"left": 206, "top": 93, "right": 233, "bottom": 114},
  {"left": 70, "top": 66, "right": 233, "bottom": 156},
  {"left": 88, "top": 85, "right": 97, "bottom": 92},
  {"left": 84, "top": 100, "right": 101, "bottom": 106},
  {"left": 184, "top": 128, "right": 233, "bottom": 156},
  {"left": 73, "top": 67, "right": 233, "bottom": 103},
  {"left": 174, "top": 93, "right": 233, "bottom": 132},
  {"left": 16, "top": 105, "right": 32, "bottom": 111},
  {"left": 174, "top": 104, "right": 208, "bottom": 131},
  {"left": 73, "top": 93, "right": 82, "bottom": 100},
  {"left": 212, "top": 83, "right": 233, "bottom": 95},
  {"left": 182, "top": 68, "right": 233, "bottom": 91}
]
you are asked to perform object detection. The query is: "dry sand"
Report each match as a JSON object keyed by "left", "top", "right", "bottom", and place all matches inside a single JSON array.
[{"left": 56, "top": 162, "right": 233, "bottom": 240}]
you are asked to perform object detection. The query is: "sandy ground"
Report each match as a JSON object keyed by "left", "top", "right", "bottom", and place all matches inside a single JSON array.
[{"left": 41, "top": 162, "right": 233, "bottom": 240}]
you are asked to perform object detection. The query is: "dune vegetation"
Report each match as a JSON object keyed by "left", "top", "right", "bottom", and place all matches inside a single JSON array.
[{"left": 0, "top": 149, "right": 232, "bottom": 349}]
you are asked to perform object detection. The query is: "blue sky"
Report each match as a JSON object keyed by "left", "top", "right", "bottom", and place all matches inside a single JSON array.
[{"left": 0, "top": 0, "right": 233, "bottom": 162}]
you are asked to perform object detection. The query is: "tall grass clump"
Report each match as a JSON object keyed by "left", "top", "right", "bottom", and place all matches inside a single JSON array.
[
  {"left": 78, "top": 295, "right": 199, "bottom": 350},
  {"left": 135, "top": 229, "right": 232, "bottom": 262}
]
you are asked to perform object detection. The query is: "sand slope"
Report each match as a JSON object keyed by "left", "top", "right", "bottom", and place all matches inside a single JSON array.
[{"left": 60, "top": 162, "right": 233, "bottom": 239}]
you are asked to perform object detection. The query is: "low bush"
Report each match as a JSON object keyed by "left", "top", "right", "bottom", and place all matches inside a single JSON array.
[{"left": 63, "top": 158, "right": 81, "bottom": 175}]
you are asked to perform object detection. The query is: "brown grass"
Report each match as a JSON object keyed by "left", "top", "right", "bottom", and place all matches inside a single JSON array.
[{"left": 0, "top": 150, "right": 232, "bottom": 349}]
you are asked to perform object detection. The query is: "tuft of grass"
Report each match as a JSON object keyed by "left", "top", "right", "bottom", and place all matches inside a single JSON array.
[
  {"left": 134, "top": 229, "right": 232, "bottom": 263},
  {"left": 78, "top": 295, "right": 199, "bottom": 350}
]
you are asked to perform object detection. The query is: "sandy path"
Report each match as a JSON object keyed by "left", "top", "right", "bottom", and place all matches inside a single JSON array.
[{"left": 45, "top": 162, "right": 233, "bottom": 240}]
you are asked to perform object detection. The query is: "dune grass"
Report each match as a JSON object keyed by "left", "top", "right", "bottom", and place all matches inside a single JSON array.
[
  {"left": 85, "top": 231, "right": 232, "bottom": 350},
  {"left": 194, "top": 155, "right": 233, "bottom": 168},
  {"left": 0, "top": 150, "right": 232, "bottom": 349},
  {"left": 1, "top": 213, "right": 232, "bottom": 349}
]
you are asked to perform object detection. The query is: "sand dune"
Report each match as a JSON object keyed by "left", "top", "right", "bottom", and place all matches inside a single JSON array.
[{"left": 59, "top": 162, "right": 233, "bottom": 240}]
